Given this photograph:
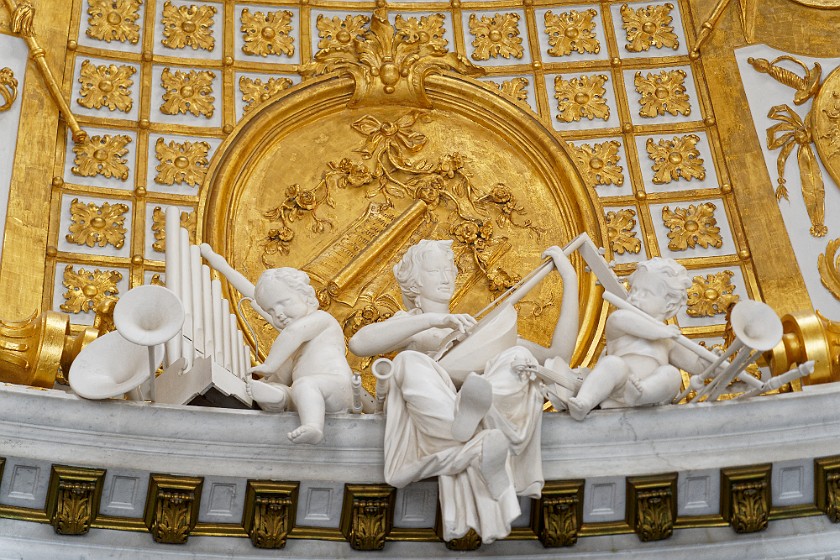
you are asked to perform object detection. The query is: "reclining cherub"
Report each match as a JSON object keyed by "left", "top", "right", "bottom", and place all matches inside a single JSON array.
[{"left": 200, "top": 245, "right": 352, "bottom": 444}]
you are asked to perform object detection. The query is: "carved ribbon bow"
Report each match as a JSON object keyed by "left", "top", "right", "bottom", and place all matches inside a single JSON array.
[{"left": 766, "top": 104, "right": 827, "bottom": 237}]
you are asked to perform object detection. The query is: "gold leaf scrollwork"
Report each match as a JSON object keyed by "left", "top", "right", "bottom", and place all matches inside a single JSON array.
[
  {"left": 0, "top": 67, "right": 19, "bottom": 112},
  {"left": 240, "top": 76, "right": 293, "bottom": 113},
  {"left": 646, "top": 134, "right": 705, "bottom": 184},
  {"left": 152, "top": 490, "right": 193, "bottom": 544},
  {"left": 818, "top": 237, "right": 840, "bottom": 301},
  {"left": 541, "top": 495, "right": 579, "bottom": 547},
  {"left": 161, "top": 1, "right": 217, "bottom": 51},
  {"left": 619, "top": 3, "right": 679, "bottom": 52},
  {"left": 154, "top": 138, "right": 210, "bottom": 186},
  {"left": 53, "top": 480, "right": 96, "bottom": 535},
  {"left": 303, "top": 10, "right": 481, "bottom": 108},
  {"left": 445, "top": 528, "right": 482, "bottom": 550},
  {"left": 60, "top": 265, "right": 122, "bottom": 314},
  {"left": 468, "top": 13, "right": 524, "bottom": 61},
  {"left": 86, "top": 0, "right": 141, "bottom": 44},
  {"left": 71, "top": 134, "right": 132, "bottom": 180},
  {"left": 160, "top": 68, "right": 215, "bottom": 118},
  {"left": 662, "top": 202, "right": 722, "bottom": 251},
  {"left": 634, "top": 69, "right": 691, "bottom": 118},
  {"left": 240, "top": 9, "right": 295, "bottom": 57},
  {"left": 77, "top": 60, "right": 136, "bottom": 113},
  {"left": 348, "top": 497, "right": 389, "bottom": 550},
  {"left": 395, "top": 14, "right": 448, "bottom": 51},
  {"left": 152, "top": 207, "right": 196, "bottom": 253},
  {"left": 687, "top": 270, "right": 739, "bottom": 317},
  {"left": 66, "top": 198, "right": 130, "bottom": 249},
  {"left": 766, "top": 105, "right": 827, "bottom": 237},
  {"left": 553, "top": 74, "right": 610, "bottom": 122},
  {"left": 635, "top": 488, "right": 673, "bottom": 541},
  {"left": 571, "top": 141, "right": 624, "bottom": 187},
  {"left": 544, "top": 9, "right": 600, "bottom": 57},
  {"left": 730, "top": 480, "right": 768, "bottom": 533},
  {"left": 493, "top": 77, "right": 529, "bottom": 104},
  {"left": 605, "top": 209, "right": 641, "bottom": 255}
]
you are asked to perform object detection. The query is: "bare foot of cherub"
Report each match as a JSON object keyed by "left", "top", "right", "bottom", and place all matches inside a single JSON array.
[
  {"left": 288, "top": 424, "right": 324, "bottom": 445},
  {"left": 452, "top": 373, "right": 493, "bottom": 442},
  {"left": 624, "top": 375, "right": 644, "bottom": 406},
  {"left": 480, "top": 429, "right": 510, "bottom": 500},
  {"left": 567, "top": 396, "right": 592, "bottom": 422},
  {"left": 247, "top": 378, "right": 288, "bottom": 412}
]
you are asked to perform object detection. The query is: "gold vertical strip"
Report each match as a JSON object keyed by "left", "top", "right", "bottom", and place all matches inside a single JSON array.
[
  {"left": 450, "top": 3, "right": 466, "bottom": 58},
  {"left": 222, "top": 1, "right": 235, "bottom": 134},
  {"left": 299, "top": 2, "right": 313, "bottom": 65}
]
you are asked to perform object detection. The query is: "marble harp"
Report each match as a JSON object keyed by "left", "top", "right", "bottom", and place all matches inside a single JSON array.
[{"left": 155, "top": 207, "right": 254, "bottom": 408}]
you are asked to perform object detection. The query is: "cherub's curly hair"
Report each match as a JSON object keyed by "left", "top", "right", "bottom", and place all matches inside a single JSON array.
[
  {"left": 393, "top": 240, "right": 454, "bottom": 310},
  {"left": 254, "top": 268, "right": 319, "bottom": 311},
  {"left": 629, "top": 257, "right": 691, "bottom": 316}
]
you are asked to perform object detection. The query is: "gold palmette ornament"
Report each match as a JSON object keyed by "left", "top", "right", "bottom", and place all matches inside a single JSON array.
[{"left": 764, "top": 310, "right": 840, "bottom": 385}]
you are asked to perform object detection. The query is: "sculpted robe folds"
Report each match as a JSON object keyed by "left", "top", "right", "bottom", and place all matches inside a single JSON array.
[{"left": 382, "top": 345, "right": 544, "bottom": 543}]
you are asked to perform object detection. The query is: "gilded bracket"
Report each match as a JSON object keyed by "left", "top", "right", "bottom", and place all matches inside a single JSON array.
[
  {"left": 721, "top": 464, "right": 771, "bottom": 533},
  {"left": 443, "top": 528, "right": 482, "bottom": 551},
  {"left": 0, "top": 68, "right": 18, "bottom": 112},
  {"left": 46, "top": 465, "right": 106, "bottom": 535},
  {"left": 815, "top": 456, "right": 840, "bottom": 522},
  {"left": 340, "top": 484, "right": 395, "bottom": 551},
  {"left": 626, "top": 473, "right": 677, "bottom": 542},
  {"left": 144, "top": 474, "right": 203, "bottom": 544},
  {"left": 531, "top": 480, "right": 584, "bottom": 547},
  {"left": 242, "top": 480, "right": 299, "bottom": 549}
]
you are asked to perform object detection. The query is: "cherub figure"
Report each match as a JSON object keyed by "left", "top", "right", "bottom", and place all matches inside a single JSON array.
[
  {"left": 200, "top": 245, "right": 352, "bottom": 444},
  {"left": 563, "top": 257, "right": 700, "bottom": 421}
]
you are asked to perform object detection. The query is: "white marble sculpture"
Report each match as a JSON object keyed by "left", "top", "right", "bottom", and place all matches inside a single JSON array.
[
  {"left": 200, "top": 245, "right": 353, "bottom": 444},
  {"left": 349, "top": 239, "right": 578, "bottom": 543}
]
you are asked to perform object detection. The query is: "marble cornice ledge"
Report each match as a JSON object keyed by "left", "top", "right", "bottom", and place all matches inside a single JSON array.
[{"left": 1, "top": 382, "right": 840, "bottom": 481}]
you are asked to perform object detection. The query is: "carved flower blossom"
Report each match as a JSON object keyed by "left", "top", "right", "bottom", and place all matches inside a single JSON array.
[
  {"left": 635, "top": 70, "right": 691, "bottom": 118},
  {"left": 662, "top": 202, "right": 722, "bottom": 251},
  {"left": 620, "top": 3, "right": 679, "bottom": 52},
  {"left": 606, "top": 209, "right": 641, "bottom": 254},
  {"left": 161, "top": 1, "right": 217, "bottom": 51},
  {"left": 241, "top": 9, "right": 295, "bottom": 57},
  {"left": 544, "top": 9, "right": 600, "bottom": 57},
  {"left": 687, "top": 270, "right": 739, "bottom": 317},
  {"left": 315, "top": 14, "right": 369, "bottom": 51},
  {"left": 437, "top": 152, "right": 466, "bottom": 179},
  {"left": 646, "top": 134, "right": 705, "bottom": 184},
  {"left": 72, "top": 134, "right": 131, "bottom": 180},
  {"left": 86, "top": 0, "right": 141, "bottom": 44},
  {"left": 413, "top": 175, "right": 445, "bottom": 209},
  {"left": 60, "top": 265, "right": 122, "bottom": 314},
  {"left": 151, "top": 207, "right": 196, "bottom": 252},
  {"left": 77, "top": 60, "right": 136, "bottom": 112},
  {"left": 554, "top": 74, "right": 610, "bottom": 122},
  {"left": 488, "top": 268, "right": 520, "bottom": 294},
  {"left": 239, "top": 76, "right": 293, "bottom": 113},
  {"left": 452, "top": 219, "right": 493, "bottom": 252},
  {"left": 160, "top": 68, "right": 215, "bottom": 117},
  {"left": 154, "top": 138, "right": 210, "bottom": 186},
  {"left": 395, "top": 14, "right": 448, "bottom": 51},
  {"left": 468, "top": 13, "right": 524, "bottom": 61},
  {"left": 66, "top": 198, "right": 129, "bottom": 249},
  {"left": 352, "top": 111, "right": 428, "bottom": 166},
  {"left": 326, "top": 158, "right": 373, "bottom": 190},
  {"left": 571, "top": 141, "right": 624, "bottom": 186}
]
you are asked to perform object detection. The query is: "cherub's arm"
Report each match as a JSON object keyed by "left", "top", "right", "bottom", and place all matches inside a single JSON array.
[
  {"left": 517, "top": 246, "right": 579, "bottom": 363},
  {"left": 605, "top": 309, "right": 681, "bottom": 341},
  {"left": 348, "top": 312, "right": 475, "bottom": 357},
  {"left": 200, "top": 243, "right": 274, "bottom": 326},
  {"left": 250, "top": 311, "right": 332, "bottom": 379}
]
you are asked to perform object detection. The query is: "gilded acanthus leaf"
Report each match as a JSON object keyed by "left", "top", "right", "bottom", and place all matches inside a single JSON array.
[
  {"left": 86, "top": 0, "right": 141, "bottom": 44},
  {"left": 154, "top": 138, "right": 210, "bottom": 186},
  {"left": 606, "top": 209, "right": 641, "bottom": 255},
  {"left": 395, "top": 14, "right": 448, "bottom": 51},
  {"left": 544, "top": 9, "right": 600, "bottom": 57},
  {"left": 161, "top": 1, "right": 217, "bottom": 51},
  {"left": 493, "top": 77, "right": 529, "bottom": 103},
  {"left": 160, "top": 68, "right": 215, "bottom": 117},
  {"left": 468, "top": 13, "right": 524, "bottom": 61},
  {"left": 66, "top": 198, "right": 130, "bottom": 249},
  {"left": 239, "top": 76, "right": 293, "bottom": 113},
  {"left": 315, "top": 14, "right": 369, "bottom": 51},
  {"left": 646, "top": 135, "right": 705, "bottom": 184},
  {"left": 77, "top": 60, "right": 135, "bottom": 113},
  {"left": 817, "top": 237, "right": 840, "bottom": 301},
  {"left": 571, "top": 141, "right": 624, "bottom": 186},
  {"left": 60, "top": 265, "right": 122, "bottom": 314},
  {"left": 241, "top": 9, "right": 294, "bottom": 57},
  {"left": 662, "top": 202, "right": 722, "bottom": 251},
  {"left": 634, "top": 69, "right": 691, "bottom": 118},
  {"left": 620, "top": 3, "right": 679, "bottom": 52},
  {"left": 554, "top": 74, "right": 610, "bottom": 122},
  {"left": 72, "top": 134, "right": 132, "bottom": 180},
  {"left": 687, "top": 270, "right": 739, "bottom": 317},
  {"left": 151, "top": 206, "right": 196, "bottom": 252}
]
